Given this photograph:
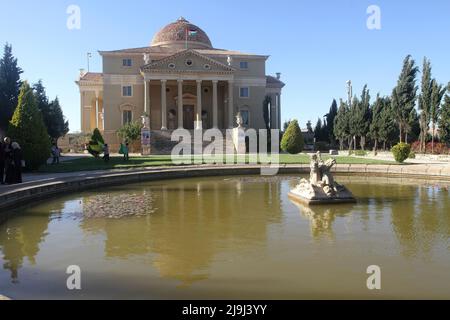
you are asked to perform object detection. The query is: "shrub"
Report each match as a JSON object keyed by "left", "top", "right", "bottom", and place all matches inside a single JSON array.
[
  {"left": 117, "top": 121, "right": 142, "bottom": 152},
  {"left": 87, "top": 128, "right": 105, "bottom": 158},
  {"left": 7, "top": 82, "right": 51, "bottom": 170},
  {"left": 314, "top": 141, "right": 330, "bottom": 152},
  {"left": 281, "top": 119, "right": 304, "bottom": 154},
  {"left": 409, "top": 151, "right": 416, "bottom": 159},
  {"left": 391, "top": 142, "right": 411, "bottom": 163},
  {"left": 353, "top": 150, "right": 368, "bottom": 157}
]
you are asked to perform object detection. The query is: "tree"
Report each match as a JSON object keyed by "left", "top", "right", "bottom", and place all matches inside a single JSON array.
[
  {"left": 391, "top": 55, "right": 419, "bottom": 143},
  {"left": 430, "top": 79, "right": 446, "bottom": 153},
  {"left": 325, "top": 99, "right": 338, "bottom": 145},
  {"left": 369, "top": 94, "right": 384, "bottom": 154},
  {"left": 87, "top": 128, "right": 105, "bottom": 158},
  {"left": 353, "top": 85, "right": 371, "bottom": 150},
  {"left": 348, "top": 95, "right": 359, "bottom": 151},
  {"left": 117, "top": 121, "right": 142, "bottom": 144},
  {"left": 0, "top": 43, "right": 23, "bottom": 131},
  {"left": 333, "top": 99, "right": 350, "bottom": 150},
  {"left": 262, "top": 96, "right": 271, "bottom": 130},
  {"left": 314, "top": 118, "right": 325, "bottom": 141},
  {"left": 281, "top": 119, "right": 304, "bottom": 154},
  {"left": 439, "top": 84, "right": 450, "bottom": 146},
  {"left": 418, "top": 57, "right": 433, "bottom": 153},
  {"left": 377, "top": 97, "right": 396, "bottom": 150},
  {"left": 306, "top": 120, "right": 313, "bottom": 134},
  {"left": 33, "top": 80, "right": 69, "bottom": 140},
  {"left": 282, "top": 119, "right": 292, "bottom": 133},
  {"left": 7, "top": 82, "right": 51, "bottom": 170}
]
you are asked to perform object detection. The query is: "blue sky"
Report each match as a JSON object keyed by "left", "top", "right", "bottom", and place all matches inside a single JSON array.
[{"left": 1, "top": 0, "right": 449, "bottom": 132}]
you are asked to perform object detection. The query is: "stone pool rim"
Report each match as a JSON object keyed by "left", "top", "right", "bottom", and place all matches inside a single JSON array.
[{"left": 1, "top": 163, "right": 450, "bottom": 224}]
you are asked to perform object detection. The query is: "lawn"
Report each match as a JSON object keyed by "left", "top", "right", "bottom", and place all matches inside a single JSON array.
[{"left": 38, "top": 154, "right": 393, "bottom": 173}]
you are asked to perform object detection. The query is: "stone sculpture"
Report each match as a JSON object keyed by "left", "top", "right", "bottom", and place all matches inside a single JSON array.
[{"left": 289, "top": 152, "right": 356, "bottom": 204}]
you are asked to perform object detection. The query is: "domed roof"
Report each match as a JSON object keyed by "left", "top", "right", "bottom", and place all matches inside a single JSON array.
[{"left": 151, "top": 17, "right": 212, "bottom": 49}]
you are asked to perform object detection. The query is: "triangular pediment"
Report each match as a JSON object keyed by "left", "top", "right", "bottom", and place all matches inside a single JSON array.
[{"left": 141, "top": 49, "right": 235, "bottom": 74}]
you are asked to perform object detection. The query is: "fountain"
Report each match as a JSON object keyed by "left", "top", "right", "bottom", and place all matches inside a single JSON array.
[{"left": 289, "top": 152, "right": 356, "bottom": 205}]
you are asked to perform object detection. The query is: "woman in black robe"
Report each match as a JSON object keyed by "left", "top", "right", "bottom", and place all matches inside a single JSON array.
[
  {"left": 11, "top": 142, "right": 23, "bottom": 184},
  {"left": 3, "top": 137, "right": 14, "bottom": 184}
]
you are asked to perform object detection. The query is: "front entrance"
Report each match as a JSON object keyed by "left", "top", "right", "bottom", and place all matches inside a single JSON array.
[{"left": 183, "top": 105, "right": 195, "bottom": 130}]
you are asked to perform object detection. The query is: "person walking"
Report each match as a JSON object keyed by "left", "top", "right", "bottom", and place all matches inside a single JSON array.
[
  {"left": 103, "top": 144, "right": 110, "bottom": 162},
  {"left": 51, "top": 143, "right": 61, "bottom": 164},
  {"left": 11, "top": 142, "right": 23, "bottom": 184},
  {"left": 3, "top": 137, "right": 14, "bottom": 184},
  {"left": 0, "top": 139, "right": 5, "bottom": 185},
  {"left": 123, "top": 143, "right": 129, "bottom": 161}
]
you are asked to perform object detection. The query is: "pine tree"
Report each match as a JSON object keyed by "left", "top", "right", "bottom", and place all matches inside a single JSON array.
[
  {"left": 439, "top": 84, "right": 450, "bottom": 146},
  {"left": 392, "top": 55, "right": 419, "bottom": 143},
  {"left": 0, "top": 43, "right": 23, "bottom": 131},
  {"left": 7, "top": 82, "right": 51, "bottom": 169},
  {"left": 430, "top": 80, "right": 446, "bottom": 153},
  {"left": 369, "top": 94, "right": 383, "bottom": 154},
  {"left": 33, "top": 81, "right": 69, "bottom": 140},
  {"left": 418, "top": 57, "right": 433, "bottom": 153}
]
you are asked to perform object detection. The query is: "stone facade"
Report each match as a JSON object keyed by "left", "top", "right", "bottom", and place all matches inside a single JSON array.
[{"left": 76, "top": 17, "right": 285, "bottom": 152}]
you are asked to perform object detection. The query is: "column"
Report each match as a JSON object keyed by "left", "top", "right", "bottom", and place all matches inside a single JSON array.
[
  {"left": 212, "top": 80, "right": 218, "bottom": 129},
  {"left": 144, "top": 80, "right": 150, "bottom": 114},
  {"left": 228, "top": 80, "right": 234, "bottom": 128},
  {"left": 95, "top": 91, "right": 99, "bottom": 129},
  {"left": 80, "top": 91, "right": 84, "bottom": 132},
  {"left": 277, "top": 93, "right": 281, "bottom": 130},
  {"left": 177, "top": 80, "right": 183, "bottom": 129},
  {"left": 196, "top": 80, "right": 202, "bottom": 130},
  {"left": 161, "top": 80, "right": 167, "bottom": 130}
]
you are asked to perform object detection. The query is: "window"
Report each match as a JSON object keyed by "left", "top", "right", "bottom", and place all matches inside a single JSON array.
[
  {"left": 240, "top": 110, "right": 250, "bottom": 126},
  {"left": 168, "top": 63, "right": 176, "bottom": 69},
  {"left": 122, "top": 110, "right": 132, "bottom": 125},
  {"left": 122, "top": 59, "right": 132, "bottom": 67},
  {"left": 239, "top": 87, "right": 250, "bottom": 98},
  {"left": 239, "top": 61, "right": 249, "bottom": 69},
  {"left": 185, "top": 59, "right": 193, "bottom": 67},
  {"left": 203, "top": 64, "right": 211, "bottom": 70},
  {"left": 122, "top": 86, "right": 133, "bottom": 97}
]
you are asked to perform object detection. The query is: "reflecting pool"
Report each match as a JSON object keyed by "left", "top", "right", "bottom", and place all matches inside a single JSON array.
[{"left": 1, "top": 175, "right": 450, "bottom": 299}]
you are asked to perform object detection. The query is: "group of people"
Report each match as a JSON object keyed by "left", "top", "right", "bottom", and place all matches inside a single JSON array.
[
  {"left": 0, "top": 137, "right": 23, "bottom": 185},
  {"left": 103, "top": 142, "right": 130, "bottom": 162}
]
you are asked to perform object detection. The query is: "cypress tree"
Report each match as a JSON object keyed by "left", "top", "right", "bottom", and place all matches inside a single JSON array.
[
  {"left": 392, "top": 55, "right": 419, "bottom": 143},
  {"left": 0, "top": 43, "right": 23, "bottom": 131},
  {"left": 334, "top": 99, "right": 350, "bottom": 151},
  {"left": 7, "top": 82, "right": 51, "bottom": 170},
  {"left": 439, "top": 84, "right": 450, "bottom": 147},
  {"left": 430, "top": 80, "right": 446, "bottom": 153},
  {"left": 418, "top": 58, "right": 433, "bottom": 153}
]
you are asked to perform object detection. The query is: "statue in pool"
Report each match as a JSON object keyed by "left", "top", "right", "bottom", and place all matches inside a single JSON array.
[{"left": 289, "top": 152, "right": 356, "bottom": 205}]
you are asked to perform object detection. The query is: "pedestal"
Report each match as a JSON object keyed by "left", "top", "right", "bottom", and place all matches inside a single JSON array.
[{"left": 233, "top": 127, "right": 246, "bottom": 154}]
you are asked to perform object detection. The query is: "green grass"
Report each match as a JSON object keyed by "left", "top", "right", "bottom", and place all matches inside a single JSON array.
[{"left": 38, "top": 154, "right": 393, "bottom": 173}]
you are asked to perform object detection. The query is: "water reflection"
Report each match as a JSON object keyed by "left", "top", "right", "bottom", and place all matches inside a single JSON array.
[
  {"left": 0, "top": 175, "right": 449, "bottom": 289},
  {"left": 79, "top": 177, "right": 283, "bottom": 286}
]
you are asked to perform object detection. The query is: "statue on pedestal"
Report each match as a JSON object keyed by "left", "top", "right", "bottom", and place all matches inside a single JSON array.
[{"left": 289, "top": 152, "right": 356, "bottom": 204}]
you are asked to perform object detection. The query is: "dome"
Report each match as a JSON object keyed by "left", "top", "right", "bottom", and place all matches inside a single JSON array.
[{"left": 151, "top": 17, "right": 212, "bottom": 49}]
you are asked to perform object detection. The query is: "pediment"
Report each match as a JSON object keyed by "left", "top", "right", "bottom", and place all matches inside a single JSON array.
[{"left": 141, "top": 49, "right": 235, "bottom": 74}]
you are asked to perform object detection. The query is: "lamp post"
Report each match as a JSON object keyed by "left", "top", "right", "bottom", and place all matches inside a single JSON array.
[{"left": 87, "top": 52, "right": 92, "bottom": 72}]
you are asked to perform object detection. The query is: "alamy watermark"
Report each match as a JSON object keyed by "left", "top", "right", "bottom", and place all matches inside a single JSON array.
[
  {"left": 367, "top": 5, "right": 381, "bottom": 30},
  {"left": 367, "top": 265, "right": 381, "bottom": 290},
  {"left": 66, "top": 265, "right": 82, "bottom": 290},
  {"left": 66, "top": 5, "right": 81, "bottom": 30}
]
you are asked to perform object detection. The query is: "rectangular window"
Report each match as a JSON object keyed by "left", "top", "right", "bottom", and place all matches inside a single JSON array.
[
  {"left": 122, "top": 110, "right": 132, "bottom": 124},
  {"left": 122, "top": 58, "right": 132, "bottom": 67},
  {"left": 239, "top": 87, "right": 250, "bottom": 98},
  {"left": 239, "top": 61, "right": 249, "bottom": 69},
  {"left": 122, "top": 86, "right": 133, "bottom": 97}
]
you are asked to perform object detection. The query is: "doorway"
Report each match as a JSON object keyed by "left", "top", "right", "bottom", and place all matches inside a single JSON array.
[{"left": 183, "top": 105, "right": 195, "bottom": 130}]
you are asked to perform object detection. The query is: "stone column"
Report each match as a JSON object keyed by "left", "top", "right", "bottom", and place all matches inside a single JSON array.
[
  {"left": 196, "top": 80, "right": 202, "bottom": 130},
  {"left": 161, "top": 80, "right": 167, "bottom": 130},
  {"left": 177, "top": 79, "right": 183, "bottom": 129},
  {"left": 277, "top": 93, "right": 281, "bottom": 130},
  {"left": 144, "top": 80, "right": 150, "bottom": 114},
  {"left": 80, "top": 92, "right": 84, "bottom": 132},
  {"left": 95, "top": 91, "right": 99, "bottom": 129},
  {"left": 228, "top": 80, "right": 234, "bottom": 128},
  {"left": 212, "top": 80, "right": 218, "bottom": 129}
]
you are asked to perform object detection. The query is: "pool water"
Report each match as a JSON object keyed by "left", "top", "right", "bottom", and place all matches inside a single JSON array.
[{"left": 0, "top": 175, "right": 449, "bottom": 299}]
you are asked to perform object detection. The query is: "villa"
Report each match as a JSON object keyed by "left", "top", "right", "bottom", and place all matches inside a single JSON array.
[{"left": 76, "top": 17, "right": 285, "bottom": 151}]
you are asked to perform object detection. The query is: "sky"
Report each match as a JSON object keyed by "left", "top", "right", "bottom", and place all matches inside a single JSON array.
[{"left": 1, "top": 0, "right": 450, "bottom": 132}]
